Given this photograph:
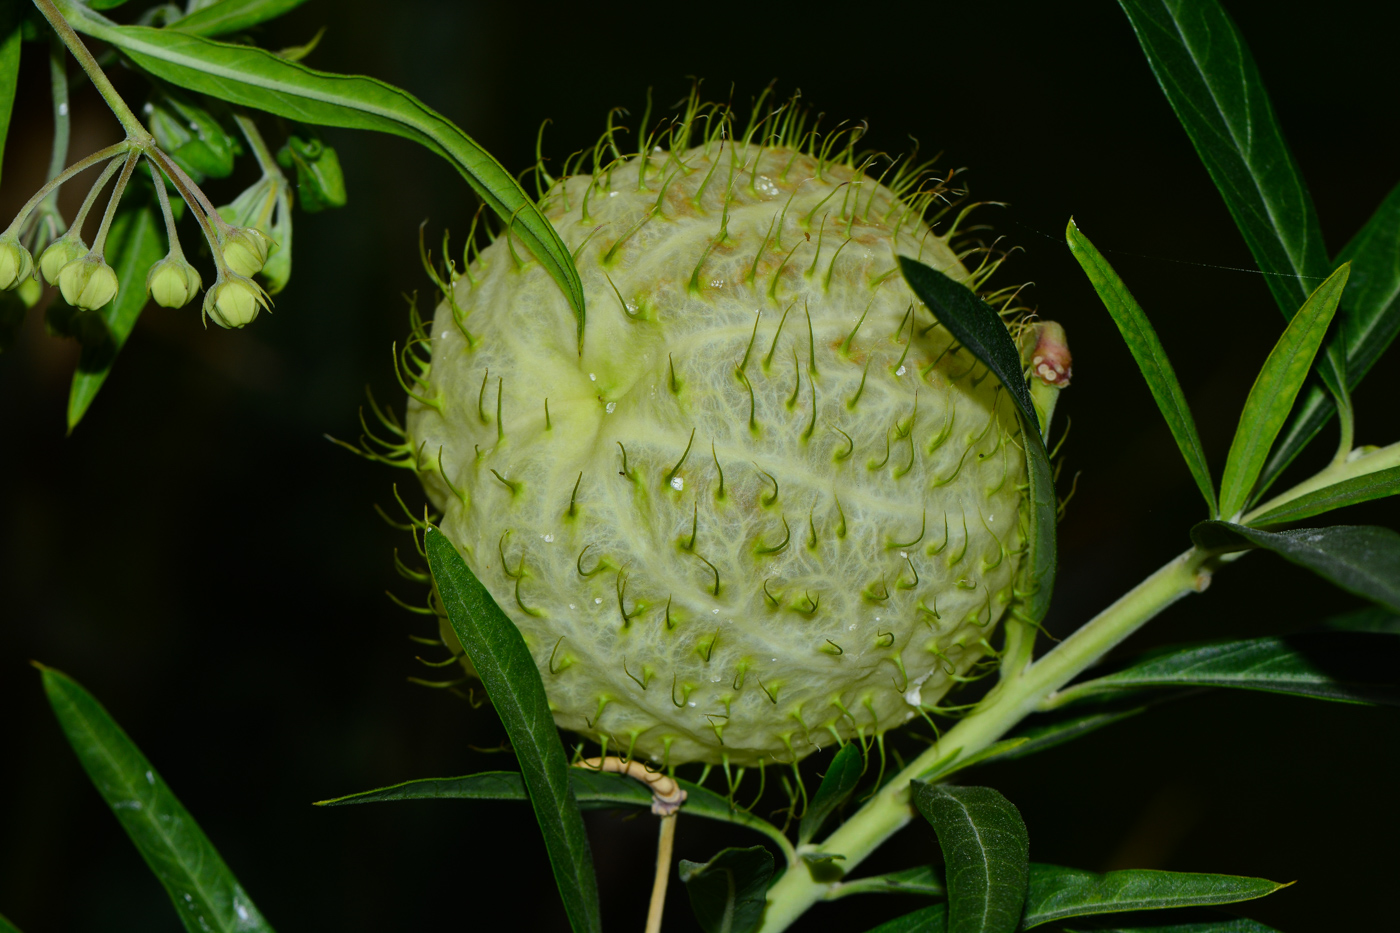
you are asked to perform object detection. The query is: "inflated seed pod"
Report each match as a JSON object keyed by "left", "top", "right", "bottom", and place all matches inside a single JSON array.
[{"left": 406, "top": 109, "right": 1062, "bottom": 767}]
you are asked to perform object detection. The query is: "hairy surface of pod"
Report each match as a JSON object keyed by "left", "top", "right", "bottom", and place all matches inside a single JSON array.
[{"left": 408, "top": 142, "right": 1032, "bottom": 766}]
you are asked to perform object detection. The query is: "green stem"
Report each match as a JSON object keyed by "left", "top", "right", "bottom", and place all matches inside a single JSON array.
[
  {"left": 147, "top": 161, "right": 185, "bottom": 260},
  {"left": 147, "top": 150, "right": 223, "bottom": 261},
  {"left": 233, "top": 112, "right": 278, "bottom": 175},
  {"left": 89, "top": 149, "right": 139, "bottom": 255},
  {"left": 758, "top": 547, "right": 1212, "bottom": 932},
  {"left": 31, "top": 0, "right": 150, "bottom": 142},
  {"left": 1330, "top": 396, "right": 1356, "bottom": 467},
  {"left": 26, "top": 31, "right": 72, "bottom": 245},
  {"left": 1246, "top": 438, "right": 1400, "bottom": 523},
  {"left": 3, "top": 142, "right": 131, "bottom": 238},
  {"left": 61, "top": 154, "right": 123, "bottom": 241}
]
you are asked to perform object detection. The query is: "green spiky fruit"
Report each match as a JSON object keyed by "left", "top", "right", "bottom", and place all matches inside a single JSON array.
[{"left": 407, "top": 120, "right": 1046, "bottom": 767}]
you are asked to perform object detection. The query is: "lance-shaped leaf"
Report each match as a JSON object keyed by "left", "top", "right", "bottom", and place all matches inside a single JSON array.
[
  {"left": 679, "top": 846, "right": 775, "bottom": 933},
  {"left": 1325, "top": 605, "right": 1400, "bottom": 634},
  {"left": 37, "top": 665, "right": 276, "bottom": 933},
  {"left": 424, "top": 528, "right": 601, "bottom": 933},
  {"left": 799, "top": 742, "right": 864, "bottom": 845},
  {"left": 1218, "top": 265, "right": 1349, "bottom": 518},
  {"left": 997, "top": 707, "right": 1147, "bottom": 760},
  {"left": 1021, "top": 863, "right": 1286, "bottom": 929},
  {"left": 899, "top": 256, "right": 1056, "bottom": 622},
  {"left": 58, "top": 0, "right": 586, "bottom": 343},
  {"left": 861, "top": 904, "right": 949, "bottom": 932},
  {"left": 313, "top": 769, "right": 795, "bottom": 856},
  {"left": 1264, "top": 181, "right": 1400, "bottom": 492},
  {"left": 1050, "top": 634, "right": 1400, "bottom": 708},
  {"left": 1251, "top": 464, "right": 1400, "bottom": 525},
  {"left": 1062, "top": 920, "right": 1284, "bottom": 933},
  {"left": 1193, "top": 520, "right": 1400, "bottom": 612},
  {"left": 1067, "top": 219, "right": 1216, "bottom": 515},
  {"left": 918, "top": 739, "right": 1030, "bottom": 785},
  {"left": 913, "top": 783, "right": 1029, "bottom": 933},
  {"left": 69, "top": 203, "right": 165, "bottom": 430},
  {"left": 1116, "top": 0, "right": 1343, "bottom": 400},
  {"left": 833, "top": 866, "right": 946, "bottom": 900},
  {"left": 169, "top": 0, "right": 311, "bottom": 37},
  {"left": 0, "top": 912, "right": 23, "bottom": 933},
  {"left": 0, "top": 4, "right": 20, "bottom": 186}
]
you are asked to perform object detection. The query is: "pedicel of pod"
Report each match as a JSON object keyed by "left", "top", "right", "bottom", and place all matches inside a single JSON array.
[
  {"left": 146, "top": 255, "right": 203, "bottom": 308},
  {"left": 406, "top": 116, "right": 1067, "bottom": 767},
  {"left": 58, "top": 255, "right": 119, "bottom": 311}
]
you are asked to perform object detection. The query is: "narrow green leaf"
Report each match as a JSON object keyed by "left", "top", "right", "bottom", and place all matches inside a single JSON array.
[
  {"left": 1192, "top": 520, "right": 1400, "bottom": 612},
  {"left": 1336, "top": 180, "right": 1400, "bottom": 392},
  {"left": 1052, "top": 634, "right": 1400, "bottom": 707},
  {"left": 1264, "top": 181, "right": 1400, "bottom": 491},
  {"left": 678, "top": 846, "right": 775, "bottom": 933},
  {"left": 799, "top": 742, "right": 864, "bottom": 845},
  {"left": 37, "top": 665, "right": 276, "bottom": 933},
  {"left": 834, "top": 866, "right": 946, "bottom": 900},
  {"left": 1325, "top": 605, "right": 1400, "bottom": 634},
  {"left": 1066, "top": 219, "right": 1216, "bottom": 516},
  {"left": 0, "top": 911, "right": 23, "bottom": 933},
  {"left": 1251, "top": 465, "right": 1400, "bottom": 525},
  {"left": 1116, "top": 0, "right": 1343, "bottom": 396},
  {"left": 169, "top": 0, "right": 311, "bottom": 37},
  {"left": 997, "top": 707, "right": 1146, "bottom": 761},
  {"left": 899, "top": 256, "right": 1056, "bottom": 622},
  {"left": 1021, "top": 863, "right": 1286, "bottom": 929},
  {"left": 0, "top": 4, "right": 21, "bottom": 188},
  {"left": 1218, "top": 265, "right": 1349, "bottom": 518},
  {"left": 313, "top": 768, "right": 794, "bottom": 852},
  {"left": 59, "top": 0, "right": 586, "bottom": 340},
  {"left": 424, "top": 528, "right": 601, "bottom": 933},
  {"left": 1062, "top": 921, "right": 1283, "bottom": 933},
  {"left": 861, "top": 904, "right": 949, "bottom": 932},
  {"left": 913, "top": 783, "right": 1029, "bottom": 933},
  {"left": 918, "top": 738, "right": 1030, "bottom": 784},
  {"left": 68, "top": 203, "right": 165, "bottom": 430},
  {"left": 315, "top": 769, "right": 648, "bottom": 809}
]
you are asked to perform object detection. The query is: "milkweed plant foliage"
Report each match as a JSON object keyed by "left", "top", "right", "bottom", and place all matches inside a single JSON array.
[{"left": 2, "top": 1, "right": 1397, "bottom": 932}]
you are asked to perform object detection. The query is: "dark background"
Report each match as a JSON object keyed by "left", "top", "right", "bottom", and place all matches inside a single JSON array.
[{"left": 2, "top": 1, "right": 1397, "bottom": 931}]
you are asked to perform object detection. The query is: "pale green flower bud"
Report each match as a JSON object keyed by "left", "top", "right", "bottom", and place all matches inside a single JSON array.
[
  {"left": 221, "top": 227, "right": 273, "bottom": 278},
  {"left": 58, "top": 255, "right": 119, "bottom": 311},
  {"left": 204, "top": 276, "right": 266, "bottom": 329},
  {"left": 0, "top": 237, "right": 35, "bottom": 290},
  {"left": 40, "top": 237, "right": 88, "bottom": 285},
  {"left": 146, "top": 256, "right": 203, "bottom": 308}
]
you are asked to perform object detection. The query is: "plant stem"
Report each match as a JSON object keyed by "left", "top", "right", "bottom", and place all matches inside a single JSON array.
[
  {"left": 3, "top": 142, "right": 130, "bottom": 238},
  {"left": 645, "top": 815, "right": 677, "bottom": 933},
  {"left": 62, "top": 155, "right": 123, "bottom": 242},
  {"left": 26, "top": 31, "right": 72, "bottom": 245},
  {"left": 758, "top": 547, "right": 1211, "bottom": 932},
  {"left": 1246, "top": 439, "right": 1400, "bottom": 523},
  {"left": 89, "top": 149, "right": 139, "bottom": 255},
  {"left": 31, "top": 0, "right": 150, "bottom": 142}
]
